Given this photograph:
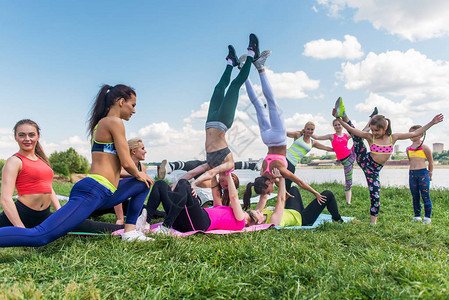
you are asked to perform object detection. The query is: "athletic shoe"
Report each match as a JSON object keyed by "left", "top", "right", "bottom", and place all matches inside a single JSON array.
[
  {"left": 248, "top": 33, "right": 260, "bottom": 60},
  {"left": 136, "top": 208, "right": 150, "bottom": 232},
  {"left": 253, "top": 50, "right": 272, "bottom": 71},
  {"left": 255, "top": 158, "right": 264, "bottom": 171},
  {"left": 158, "top": 159, "right": 171, "bottom": 179},
  {"left": 333, "top": 97, "right": 346, "bottom": 118},
  {"left": 238, "top": 54, "right": 247, "bottom": 70},
  {"left": 423, "top": 217, "right": 431, "bottom": 224},
  {"left": 412, "top": 216, "right": 422, "bottom": 222},
  {"left": 369, "top": 107, "right": 378, "bottom": 118},
  {"left": 226, "top": 45, "right": 239, "bottom": 67},
  {"left": 121, "top": 230, "right": 155, "bottom": 242},
  {"left": 153, "top": 224, "right": 173, "bottom": 236}
]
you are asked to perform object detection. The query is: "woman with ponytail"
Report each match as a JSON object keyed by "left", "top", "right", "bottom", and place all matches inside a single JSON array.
[
  {"left": 0, "top": 84, "right": 155, "bottom": 247},
  {"left": 241, "top": 49, "right": 327, "bottom": 212},
  {"left": 333, "top": 97, "right": 443, "bottom": 224},
  {"left": 0, "top": 119, "right": 123, "bottom": 233}
]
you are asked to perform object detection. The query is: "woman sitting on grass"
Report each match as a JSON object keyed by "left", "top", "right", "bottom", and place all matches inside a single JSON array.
[
  {"left": 91, "top": 138, "right": 165, "bottom": 224},
  {"left": 0, "top": 84, "right": 155, "bottom": 247},
  {"left": 0, "top": 119, "right": 123, "bottom": 233},
  {"left": 245, "top": 169, "right": 342, "bottom": 227}
]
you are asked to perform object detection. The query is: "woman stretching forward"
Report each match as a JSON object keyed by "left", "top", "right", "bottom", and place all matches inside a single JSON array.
[
  {"left": 333, "top": 97, "right": 443, "bottom": 224},
  {"left": 0, "top": 84, "right": 154, "bottom": 247},
  {"left": 242, "top": 50, "right": 326, "bottom": 210}
]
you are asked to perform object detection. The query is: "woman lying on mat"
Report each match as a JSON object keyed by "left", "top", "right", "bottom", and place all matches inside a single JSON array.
[{"left": 245, "top": 169, "right": 343, "bottom": 227}]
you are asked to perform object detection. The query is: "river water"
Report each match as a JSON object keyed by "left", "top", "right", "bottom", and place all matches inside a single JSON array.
[{"left": 148, "top": 167, "right": 449, "bottom": 189}]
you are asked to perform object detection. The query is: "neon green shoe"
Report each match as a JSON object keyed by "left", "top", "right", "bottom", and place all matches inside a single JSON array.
[{"left": 334, "top": 97, "right": 346, "bottom": 118}]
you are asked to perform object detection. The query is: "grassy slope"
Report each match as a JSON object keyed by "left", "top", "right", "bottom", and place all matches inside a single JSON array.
[{"left": 0, "top": 182, "right": 449, "bottom": 299}]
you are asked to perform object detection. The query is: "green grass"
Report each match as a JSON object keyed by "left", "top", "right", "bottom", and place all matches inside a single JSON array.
[{"left": 1, "top": 181, "right": 449, "bottom": 299}]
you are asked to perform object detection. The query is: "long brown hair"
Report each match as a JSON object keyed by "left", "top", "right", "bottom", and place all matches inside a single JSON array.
[
  {"left": 219, "top": 173, "right": 240, "bottom": 206},
  {"left": 13, "top": 119, "right": 50, "bottom": 166},
  {"left": 370, "top": 115, "right": 392, "bottom": 136},
  {"left": 88, "top": 84, "right": 136, "bottom": 138}
]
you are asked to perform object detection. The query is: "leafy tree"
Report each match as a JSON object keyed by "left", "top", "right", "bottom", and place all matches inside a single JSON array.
[
  {"left": 0, "top": 159, "right": 5, "bottom": 180},
  {"left": 49, "top": 148, "right": 90, "bottom": 177}
]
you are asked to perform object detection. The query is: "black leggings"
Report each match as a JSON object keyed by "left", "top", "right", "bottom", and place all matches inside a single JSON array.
[
  {"left": 286, "top": 187, "right": 342, "bottom": 226},
  {"left": 90, "top": 199, "right": 166, "bottom": 219},
  {"left": 285, "top": 160, "right": 297, "bottom": 191},
  {"left": 146, "top": 179, "right": 211, "bottom": 232},
  {"left": 0, "top": 200, "right": 124, "bottom": 233}
]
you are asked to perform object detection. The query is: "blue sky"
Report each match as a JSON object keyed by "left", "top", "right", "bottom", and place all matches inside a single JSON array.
[{"left": 1, "top": 0, "right": 448, "bottom": 162}]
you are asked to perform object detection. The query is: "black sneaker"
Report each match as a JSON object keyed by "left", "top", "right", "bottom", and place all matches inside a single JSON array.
[
  {"left": 369, "top": 107, "right": 378, "bottom": 118},
  {"left": 248, "top": 33, "right": 260, "bottom": 60},
  {"left": 226, "top": 45, "right": 239, "bottom": 67}
]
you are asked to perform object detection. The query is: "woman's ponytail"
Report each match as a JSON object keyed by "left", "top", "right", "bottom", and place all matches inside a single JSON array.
[
  {"left": 88, "top": 84, "right": 136, "bottom": 138},
  {"left": 243, "top": 183, "right": 254, "bottom": 210}
]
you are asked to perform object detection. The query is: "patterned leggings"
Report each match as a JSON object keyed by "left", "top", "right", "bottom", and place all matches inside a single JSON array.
[
  {"left": 349, "top": 121, "right": 383, "bottom": 217},
  {"left": 409, "top": 169, "right": 432, "bottom": 218},
  {"left": 339, "top": 151, "right": 356, "bottom": 191}
]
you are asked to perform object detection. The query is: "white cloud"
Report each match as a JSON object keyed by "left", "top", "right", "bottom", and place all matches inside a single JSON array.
[
  {"left": 303, "top": 35, "right": 364, "bottom": 60},
  {"left": 245, "top": 69, "right": 319, "bottom": 100},
  {"left": 340, "top": 49, "right": 449, "bottom": 113},
  {"left": 317, "top": 0, "right": 449, "bottom": 41}
]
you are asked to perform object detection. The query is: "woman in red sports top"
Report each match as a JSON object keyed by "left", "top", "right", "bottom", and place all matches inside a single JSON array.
[{"left": 0, "top": 119, "right": 122, "bottom": 233}]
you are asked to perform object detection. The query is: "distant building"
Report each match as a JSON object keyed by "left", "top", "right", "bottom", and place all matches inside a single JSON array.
[{"left": 433, "top": 143, "right": 444, "bottom": 153}]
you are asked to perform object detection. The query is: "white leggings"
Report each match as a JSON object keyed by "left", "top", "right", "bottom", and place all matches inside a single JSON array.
[{"left": 245, "top": 72, "right": 286, "bottom": 147}]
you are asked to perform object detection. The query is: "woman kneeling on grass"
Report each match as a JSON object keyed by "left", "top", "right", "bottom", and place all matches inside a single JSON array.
[
  {"left": 245, "top": 169, "right": 343, "bottom": 227},
  {"left": 0, "top": 119, "right": 123, "bottom": 233},
  {"left": 0, "top": 84, "right": 154, "bottom": 247}
]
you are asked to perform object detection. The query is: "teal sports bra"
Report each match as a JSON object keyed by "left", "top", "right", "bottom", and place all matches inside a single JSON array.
[{"left": 91, "top": 124, "right": 117, "bottom": 155}]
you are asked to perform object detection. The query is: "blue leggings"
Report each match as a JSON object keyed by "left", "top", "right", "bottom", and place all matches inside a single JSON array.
[
  {"left": 0, "top": 177, "right": 150, "bottom": 247},
  {"left": 409, "top": 169, "right": 432, "bottom": 218}
]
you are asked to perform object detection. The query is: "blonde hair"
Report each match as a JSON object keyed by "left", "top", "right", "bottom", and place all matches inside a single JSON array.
[
  {"left": 127, "top": 138, "right": 143, "bottom": 153},
  {"left": 299, "top": 121, "right": 316, "bottom": 136}
]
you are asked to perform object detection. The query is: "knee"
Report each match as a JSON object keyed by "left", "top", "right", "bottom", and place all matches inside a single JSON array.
[{"left": 321, "top": 190, "right": 335, "bottom": 201}]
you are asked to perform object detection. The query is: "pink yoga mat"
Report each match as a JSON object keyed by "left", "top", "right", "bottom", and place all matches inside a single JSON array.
[{"left": 112, "top": 222, "right": 273, "bottom": 237}]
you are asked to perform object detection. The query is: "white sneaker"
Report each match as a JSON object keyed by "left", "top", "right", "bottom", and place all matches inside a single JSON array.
[
  {"left": 255, "top": 158, "right": 264, "bottom": 171},
  {"left": 412, "top": 216, "right": 422, "bottom": 222},
  {"left": 121, "top": 230, "right": 155, "bottom": 242},
  {"left": 136, "top": 208, "right": 150, "bottom": 232},
  {"left": 423, "top": 217, "right": 431, "bottom": 224},
  {"left": 153, "top": 224, "right": 173, "bottom": 236},
  {"left": 238, "top": 54, "right": 247, "bottom": 70},
  {"left": 157, "top": 160, "right": 172, "bottom": 179},
  {"left": 253, "top": 50, "right": 272, "bottom": 71}
]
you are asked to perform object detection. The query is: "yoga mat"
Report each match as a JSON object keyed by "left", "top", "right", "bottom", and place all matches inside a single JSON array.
[
  {"left": 112, "top": 223, "right": 273, "bottom": 237},
  {"left": 274, "top": 214, "right": 354, "bottom": 229}
]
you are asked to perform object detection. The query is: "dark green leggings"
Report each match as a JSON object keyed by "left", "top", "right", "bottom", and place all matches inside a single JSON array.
[{"left": 206, "top": 56, "right": 253, "bottom": 129}]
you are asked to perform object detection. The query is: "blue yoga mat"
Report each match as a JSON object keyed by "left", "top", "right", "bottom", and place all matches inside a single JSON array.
[{"left": 274, "top": 214, "right": 354, "bottom": 229}]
